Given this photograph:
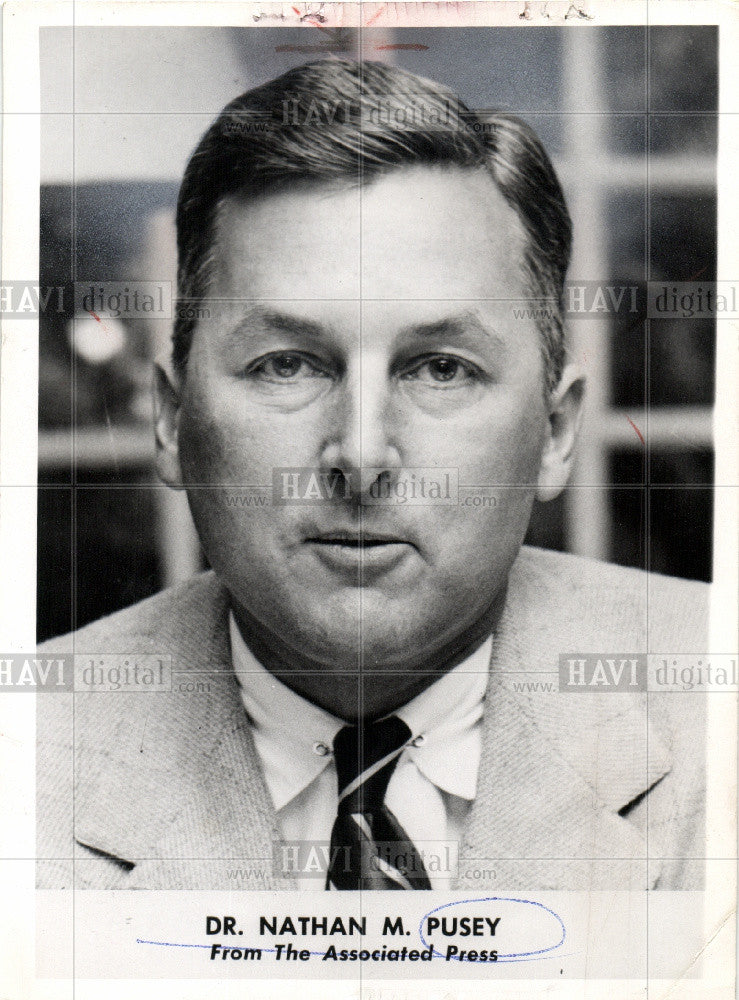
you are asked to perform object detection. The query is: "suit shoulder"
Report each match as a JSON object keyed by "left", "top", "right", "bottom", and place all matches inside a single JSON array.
[
  {"left": 36, "top": 571, "right": 230, "bottom": 813},
  {"left": 514, "top": 546, "right": 708, "bottom": 651},
  {"left": 517, "top": 544, "right": 708, "bottom": 595},
  {"left": 38, "top": 571, "right": 226, "bottom": 655}
]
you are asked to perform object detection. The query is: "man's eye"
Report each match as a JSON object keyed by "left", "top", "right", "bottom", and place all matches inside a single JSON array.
[
  {"left": 402, "top": 355, "right": 477, "bottom": 386},
  {"left": 248, "top": 353, "right": 327, "bottom": 382}
]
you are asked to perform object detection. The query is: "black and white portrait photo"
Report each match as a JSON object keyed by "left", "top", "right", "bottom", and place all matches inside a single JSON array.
[{"left": 1, "top": 1, "right": 735, "bottom": 992}]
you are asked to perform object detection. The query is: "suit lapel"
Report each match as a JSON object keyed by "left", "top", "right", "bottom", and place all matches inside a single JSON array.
[
  {"left": 73, "top": 575, "right": 295, "bottom": 888},
  {"left": 457, "top": 551, "right": 672, "bottom": 891}
]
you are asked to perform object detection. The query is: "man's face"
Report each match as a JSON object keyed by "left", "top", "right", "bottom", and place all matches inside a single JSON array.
[{"left": 173, "top": 166, "right": 553, "bottom": 708}]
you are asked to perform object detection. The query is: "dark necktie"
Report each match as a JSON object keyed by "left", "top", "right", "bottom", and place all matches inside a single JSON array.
[{"left": 326, "top": 715, "right": 432, "bottom": 890}]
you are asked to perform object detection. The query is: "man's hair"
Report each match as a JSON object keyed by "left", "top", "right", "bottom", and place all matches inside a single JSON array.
[{"left": 173, "top": 58, "right": 572, "bottom": 392}]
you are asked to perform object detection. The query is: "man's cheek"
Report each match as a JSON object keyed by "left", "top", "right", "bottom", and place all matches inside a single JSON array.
[
  {"left": 461, "top": 402, "right": 547, "bottom": 481},
  {"left": 189, "top": 500, "right": 266, "bottom": 583},
  {"left": 179, "top": 405, "right": 256, "bottom": 485},
  {"left": 178, "top": 407, "right": 220, "bottom": 481},
  {"left": 455, "top": 489, "right": 534, "bottom": 559}
]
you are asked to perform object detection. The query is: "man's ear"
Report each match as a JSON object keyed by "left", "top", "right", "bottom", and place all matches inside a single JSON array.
[
  {"left": 153, "top": 360, "right": 184, "bottom": 488},
  {"left": 536, "top": 363, "right": 586, "bottom": 502}
]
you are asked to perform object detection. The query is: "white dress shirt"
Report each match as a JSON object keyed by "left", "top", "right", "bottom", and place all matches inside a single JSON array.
[{"left": 230, "top": 614, "right": 490, "bottom": 889}]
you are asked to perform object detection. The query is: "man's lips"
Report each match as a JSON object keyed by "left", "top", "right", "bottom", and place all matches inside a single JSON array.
[
  {"left": 303, "top": 530, "right": 415, "bottom": 573},
  {"left": 305, "top": 530, "right": 412, "bottom": 547}
]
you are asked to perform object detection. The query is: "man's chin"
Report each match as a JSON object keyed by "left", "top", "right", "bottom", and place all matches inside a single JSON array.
[
  {"left": 283, "top": 613, "right": 457, "bottom": 673},
  {"left": 230, "top": 580, "right": 495, "bottom": 674}
]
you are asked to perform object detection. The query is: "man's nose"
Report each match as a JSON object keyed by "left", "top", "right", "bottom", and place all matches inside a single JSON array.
[{"left": 318, "top": 371, "right": 402, "bottom": 497}]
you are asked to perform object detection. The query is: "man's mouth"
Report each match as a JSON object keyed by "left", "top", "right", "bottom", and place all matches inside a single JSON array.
[
  {"left": 304, "top": 530, "right": 415, "bottom": 574},
  {"left": 306, "top": 530, "right": 409, "bottom": 547}
]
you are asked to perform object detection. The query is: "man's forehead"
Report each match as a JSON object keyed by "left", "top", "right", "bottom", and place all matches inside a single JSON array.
[
  {"left": 218, "top": 301, "right": 509, "bottom": 355},
  {"left": 210, "top": 165, "right": 528, "bottom": 303}
]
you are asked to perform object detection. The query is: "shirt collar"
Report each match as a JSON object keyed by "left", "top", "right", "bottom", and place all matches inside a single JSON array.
[{"left": 230, "top": 613, "right": 490, "bottom": 810}]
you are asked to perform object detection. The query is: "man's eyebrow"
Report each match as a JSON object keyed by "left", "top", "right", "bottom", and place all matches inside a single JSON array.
[
  {"left": 400, "top": 311, "right": 506, "bottom": 348},
  {"left": 227, "top": 306, "right": 330, "bottom": 342},
  {"left": 223, "top": 307, "right": 506, "bottom": 349}
]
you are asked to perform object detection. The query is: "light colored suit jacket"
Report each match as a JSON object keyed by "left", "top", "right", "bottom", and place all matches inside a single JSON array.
[{"left": 37, "top": 546, "right": 708, "bottom": 890}]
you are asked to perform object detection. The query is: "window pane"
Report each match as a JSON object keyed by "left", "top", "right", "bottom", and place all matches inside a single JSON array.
[
  {"left": 650, "top": 113, "right": 717, "bottom": 158},
  {"left": 607, "top": 455, "right": 713, "bottom": 582},
  {"left": 648, "top": 26, "right": 718, "bottom": 112},
  {"left": 649, "top": 320, "right": 715, "bottom": 407},
  {"left": 36, "top": 478, "right": 162, "bottom": 641}
]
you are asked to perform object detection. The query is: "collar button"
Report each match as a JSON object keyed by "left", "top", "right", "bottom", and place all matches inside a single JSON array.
[
  {"left": 412, "top": 734, "right": 426, "bottom": 748},
  {"left": 313, "top": 741, "right": 330, "bottom": 757}
]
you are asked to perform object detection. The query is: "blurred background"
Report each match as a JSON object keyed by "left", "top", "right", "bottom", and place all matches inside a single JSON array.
[{"left": 37, "top": 24, "right": 717, "bottom": 640}]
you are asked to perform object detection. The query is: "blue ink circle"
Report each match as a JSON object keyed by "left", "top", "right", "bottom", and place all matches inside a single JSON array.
[{"left": 418, "top": 895, "right": 566, "bottom": 963}]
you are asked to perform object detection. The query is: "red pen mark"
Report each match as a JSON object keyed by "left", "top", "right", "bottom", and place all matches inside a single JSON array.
[
  {"left": 626, "top": 416, "right": 645, "bottom": 446},
  {"left": 86, "top": 308, "right": 114, "bottom": 337},
  {"left": 375, "top": 43, "right": 429, "bottom": 51},
  {"left": 365, "top": 5, "right": 386, "bottom": 25},
  {"left": 687, "top": 264, "right": 708, "bottom": 282},
  {"left": 292, "top": 6, "right": 302, "bottom": 14}
]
